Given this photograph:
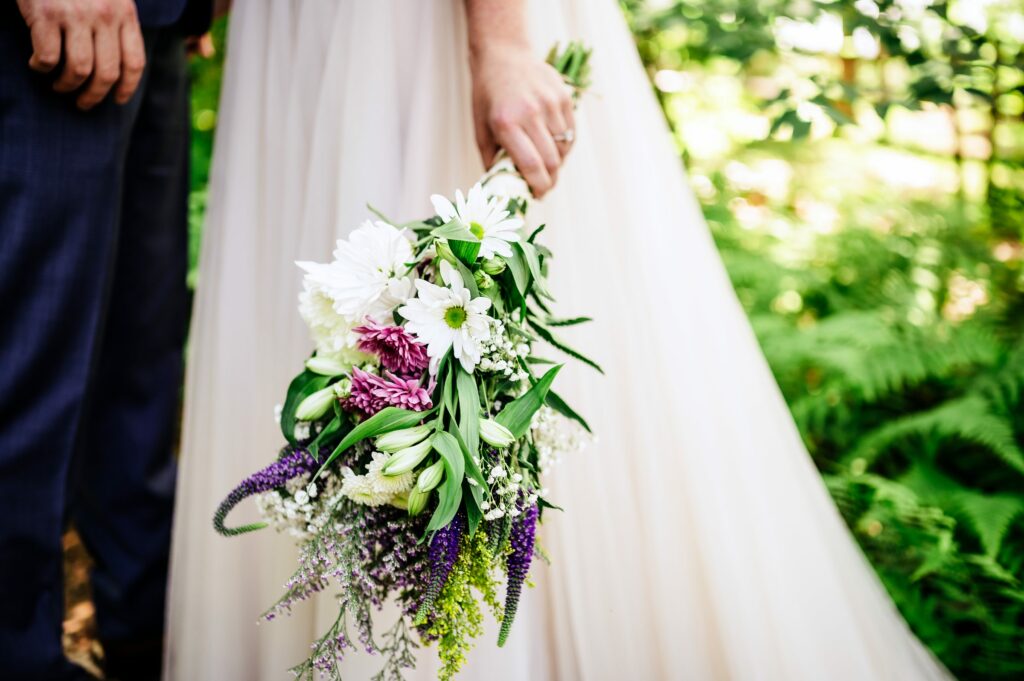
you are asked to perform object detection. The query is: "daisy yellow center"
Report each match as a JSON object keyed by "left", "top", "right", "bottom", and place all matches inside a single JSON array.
[
  {"left": 444, "top": 306, "right": 468, "bottom": 329},
  {"left": 469, "top": 221, "right": 486, "bottom": 239}
]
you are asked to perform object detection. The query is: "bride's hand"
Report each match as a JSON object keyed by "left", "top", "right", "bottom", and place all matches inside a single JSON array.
[{"left": 470, "top": 44, "right": 575, "bottom": 198}]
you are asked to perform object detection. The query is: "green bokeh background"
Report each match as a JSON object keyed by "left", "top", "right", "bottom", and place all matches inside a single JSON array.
[{"left": 187, "top": 3, "right": 1024, "bottom": 677}]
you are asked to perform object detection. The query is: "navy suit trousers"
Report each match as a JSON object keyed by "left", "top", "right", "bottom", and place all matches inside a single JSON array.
[{"left": 0, "top": 17, "right": 189, "bottom": 680}]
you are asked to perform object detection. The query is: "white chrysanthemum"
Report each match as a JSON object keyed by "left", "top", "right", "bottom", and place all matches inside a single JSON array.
[
  {"left": 298, "top": 278, "right": 360, "bottom": 353},
  {"left": 481, "top": 158, "right": 530, "bottom": 204},
  {"left": 340, "top": 467, "right": 391, "bottom": 507},
  {"left": 430, "top": 183, "right": 523, "bottom": 259},
  {"left": 297, "top": 220, "right": 416, "bottom": 326},
  {"left": 366, "top": 452, "right": 414, "bottom": 495},
  {"left": 398, "top": 260, "right": 492, "bottom": 373}
]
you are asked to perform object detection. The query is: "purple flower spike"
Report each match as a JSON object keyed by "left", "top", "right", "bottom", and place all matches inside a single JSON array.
[
  {"left": 498, "top": 502, "right": 538, "bottom": 646},
  {"left": 414, "top": 512, "right": 465, "bottom": 625},
  {"left": 354, "top": 320, "right": 430, "bottom": 376},
  {"left": 213, "top": 448, "right": 317, "bottom": 536}
]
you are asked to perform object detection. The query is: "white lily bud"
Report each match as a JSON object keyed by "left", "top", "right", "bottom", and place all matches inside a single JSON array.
[
  {"left": 481, "top": 257, "right": 506, "bottom": 276},
  {"left": 480, "top": 418, "right": 515, "bottom": 448},
  {"left": 389, "top": 492, "right": 409, "bottom": 511},
  {"left": 407, "top": 487, "right": 430, "bottom": 516},
  {"left": 295, "top": 386, "right": 336, "bottom": 421},
  {"left": 435, "top": 240, "right": 458, "bottom": 265},
  {"left": 305, "top": 355, "right": 349, "bottom": 376},
  {"left": 376, "top": 424, "right": 432, "bottom": 453},
  {"left": 382, "top": 437, "right": 434, "bottom": 476},
  {"left": 417, "top": 459, "right": 445, "bottom": 492},
  {"left": 474, "top": 270, "right": 494, "bottom": 290}
]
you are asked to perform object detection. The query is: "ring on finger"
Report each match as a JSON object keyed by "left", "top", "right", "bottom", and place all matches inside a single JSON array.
[{"left": 552, "top": 129, "right": 576, "bottom": 144}]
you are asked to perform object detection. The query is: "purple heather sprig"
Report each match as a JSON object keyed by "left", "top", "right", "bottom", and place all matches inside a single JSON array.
[
  {"left": 498, "top": 501, "right": 538, "bottom": 646},
  {"left": 345, "top": 367, "right": 432, "bottom": 416},
  {"left": 414, "top": 512, "right": 466, "bottom": 625},
  {"left": 213, "top": 448, "right": 317, "bottom": 536},
  {"left": 354, "top": 320, "right": 430, "bottom": 376}
]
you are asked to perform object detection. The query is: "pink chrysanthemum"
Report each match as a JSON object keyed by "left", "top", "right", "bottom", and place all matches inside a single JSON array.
[
  {"left": 346, "top": 367, "right": 432, "bottom": 416},
  {"left": 354, "top": 320, "right": 430, "bottom": 376}
]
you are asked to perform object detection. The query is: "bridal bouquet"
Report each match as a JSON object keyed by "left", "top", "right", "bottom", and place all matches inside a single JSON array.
[{"left": 213, "top": 45, "right": 596, "bottom": 680}]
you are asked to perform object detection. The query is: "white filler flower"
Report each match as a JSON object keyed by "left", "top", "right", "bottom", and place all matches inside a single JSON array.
[
  {"left": 481, "top": 158, "right": 530, "bottom": 204},
  {"left": 297, "top": 220, "right": 416, "bottom": 325},
  {"left": 430, "top": 183, "right": 523, "bottom": 259},
  {"left": 399, "top": 260, "right": 492, "bottom": 372}
]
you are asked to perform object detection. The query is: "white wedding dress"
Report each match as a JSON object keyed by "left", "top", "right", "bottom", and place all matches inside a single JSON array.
[{"left": 165, "top": 1, "right": 951, "bottom": 679}]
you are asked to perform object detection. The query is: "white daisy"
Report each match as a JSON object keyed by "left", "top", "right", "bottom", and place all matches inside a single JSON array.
[
  {"left": 398, "top": 260, "right": 492, "bottom": 373},
  {"left": 297, "top": 220, "right": 416, "bottom": 325},
  {"left": 430, "top": 183, "right": 523, "bottom": 259}
]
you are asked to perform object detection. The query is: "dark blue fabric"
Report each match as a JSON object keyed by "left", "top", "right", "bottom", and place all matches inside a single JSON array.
[
  {"left": 136, "top": 0, "right": 189, "bottom": 27},
  {"left": 0, "top": 22, "right": 188, "bottom": 681}
]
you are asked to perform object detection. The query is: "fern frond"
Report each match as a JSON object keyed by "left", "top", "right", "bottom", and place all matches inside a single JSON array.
[{"left": 846, "top": 396, "right": 1024, "bottom": 475}]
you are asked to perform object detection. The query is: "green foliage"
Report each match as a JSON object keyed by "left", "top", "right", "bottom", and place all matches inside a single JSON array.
[
  {"left": 623, "top": 2, "right": 1024, "bottom": 674},
  {"left": 425, "top": 532, "right": 501, "bottom": 681},
  {"left": 709, "top": 158, "right": 1023, "bottom": 677}
]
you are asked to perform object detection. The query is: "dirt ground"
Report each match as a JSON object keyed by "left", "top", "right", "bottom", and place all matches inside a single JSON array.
[{"left": 63, "top": 528, "right": 103, "bottom": 678}]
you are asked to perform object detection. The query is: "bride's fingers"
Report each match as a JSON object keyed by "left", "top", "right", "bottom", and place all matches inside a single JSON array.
[
  {"left": 496, "top": 125, "right": 553, "bottom": 197},
  {"left": 476, "top": 114, "right": 500, "bottom": 168},
  {"left": 560, "top": 90, "right": 577, "bottom": 150},
  {"left": 544, "top": 93, "right": 573, "bottom": 159},
  {"left": 524, "top": 117, "right": 561, "bottom": 189}
]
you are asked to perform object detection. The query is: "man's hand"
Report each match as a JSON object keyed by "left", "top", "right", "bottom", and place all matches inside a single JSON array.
[{"left": 16, "top": 0, "right": 146, "bottom": 110}]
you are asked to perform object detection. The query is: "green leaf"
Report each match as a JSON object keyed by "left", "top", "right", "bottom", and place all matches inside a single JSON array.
[
  {"left": 451, "top": 239, "right": 481, "bottom": 265},
  {"left": 504, "top": 251, "right": 530, "bottom": 299},
  {"left": 281, "top": 371, "right": 330, "bottom": 444},
  {"left": 515, "top": 242, "right": 553, "bottom": 300},
  {"left": 308, "top": 415, "right": 346, "bottom": 460},
  {"left": 456, "top": 367, "right": 481, "bottom": 456},
  {"left": 529, "top": 321, "right": 604, "bottom": 373},
  {"left": 448, "top": 426, "right": 486, "bottom": 537},
  {"left": 316, "top": 407, "right": 431, "bottom": 476},
  {"left": 450, "top": 423, "right": 487, "bottom": 490},
  {"left": 427, "top": 431, "right": 466, "bottom": 532},
  {"left": 545, "top": 316, "right": 593, "bottom": 327},
  {"left": 431, "top": 219, "right": 476, "bottom": 241},
  {"left": 440, "top": 361, "right": 456, "bottom": 422},
  {"left": 452, "top": 258, "right": 479, "bottom": 298},
  {"left": 545, "top": 390, "right": 591, "bottom": 433},
  {"left": 464, "top": 485, "right": 483, "bottom": 537},
  {"left": 496, "top": 364, "right": 562, "bottom": 439}
]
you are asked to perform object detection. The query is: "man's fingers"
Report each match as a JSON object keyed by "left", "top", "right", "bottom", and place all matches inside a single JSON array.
[
  {"left": 53, "top": 24, "right": 94, "bottom": 93},
  {"left": 185, "top": 33, "right": 215, "bottom": 59},
  {"left": 114, "top": 20, "right": 146, "bottom": 104},
  {"left": 77, "top": 26, "right": 121, "bottom": 110},
  {"left": 497, "top": 126, "right": 553, "bottom": 198},
  {"left": 27, "top": 21, "right": 61, "bottom": 73}
]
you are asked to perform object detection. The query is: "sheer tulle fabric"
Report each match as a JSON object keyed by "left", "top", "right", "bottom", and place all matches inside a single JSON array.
[{"left": 165, "top": 1, "right": 950, "bottom": 679}]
